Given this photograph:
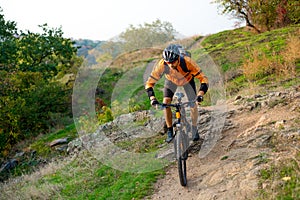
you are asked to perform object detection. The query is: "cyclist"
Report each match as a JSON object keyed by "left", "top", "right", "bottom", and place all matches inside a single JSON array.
[{"left": 145, "top": 44, "right": 209, "bottom": 143}]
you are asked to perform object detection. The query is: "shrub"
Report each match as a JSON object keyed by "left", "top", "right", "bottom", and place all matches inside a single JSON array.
[
  {"left": 0, "top": 71, "right": 72, "bottom": 156},
  {"left": 243, "top": 49, "right": 274, "bottom": 81},
  {"left": 279, "top": 33, "right": 300, "bottom": 75},
  {"left": 243, "top": 30, "right": 300, "bottom": 81}
]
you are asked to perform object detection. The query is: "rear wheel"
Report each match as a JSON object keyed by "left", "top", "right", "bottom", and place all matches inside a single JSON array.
[{"left": 175, "top": 131, "right": 188, "bottom": 186}]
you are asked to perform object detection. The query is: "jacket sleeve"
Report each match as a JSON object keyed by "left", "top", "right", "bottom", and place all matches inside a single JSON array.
[
  {"left": 186, "top": 57, "right": 209, "bottom": 84},
  {"left": 145, "top": 59, "right": 165, "bottom": 90}
]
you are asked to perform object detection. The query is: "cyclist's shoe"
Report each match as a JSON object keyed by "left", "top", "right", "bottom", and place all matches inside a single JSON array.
[
  {"left": 163, "top": 122, "right": 168, "bottom": 134},
  {"left": 165, "top": 130, "right": 173, "bottom": 143},
  {"left": 192, "top": 125, "right": 200, "bottom": 141}
]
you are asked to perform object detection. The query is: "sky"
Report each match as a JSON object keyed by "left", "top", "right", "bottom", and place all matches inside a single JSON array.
[{"left": 0, "top": 0, "right": 236, "bottom": 41}]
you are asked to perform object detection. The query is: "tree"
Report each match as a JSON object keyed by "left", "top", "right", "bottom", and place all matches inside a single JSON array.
[
  {"left": 213, "top": 0, "right": 261, "bottom": 32},
  {"left": 0, "top": 8, "right": 17, "bottom": 40},
  {"left": 101, "top": 40, "right": 123, "bottom": 58},
  {"left": 0, "top": 7, "right": 82, "bottom": 156},
  {"left": 213, "top": 0, "right": 300, "bottom": 33},
  {"left": 0, "top": 8, "right": 78, "bottom": 78},
  {"left": 286, "top": 0, "right": 300, "bottom": 25},
  {"left": 0, "top": 7, "right": 18, "bottom": 69},
  {"left": 95, "top": 20, "right": 177, "bottom": 60},
  {"left": 119, "top": 19, "right": 176, "bottom": 52},
  {"left": 14, "top": 24, "right": 78, "bottom": 78}
]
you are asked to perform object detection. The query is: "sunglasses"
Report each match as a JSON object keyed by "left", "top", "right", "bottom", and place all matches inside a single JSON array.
[{"left": 166, "top": 59, "right": 178, "bottom": 65}]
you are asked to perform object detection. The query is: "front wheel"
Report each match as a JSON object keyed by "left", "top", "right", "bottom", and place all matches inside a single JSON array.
[{"left": 175, "top": 131, "right": 188, "bottom": 186}]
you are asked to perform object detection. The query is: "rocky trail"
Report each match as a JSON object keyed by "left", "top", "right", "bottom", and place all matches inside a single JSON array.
[{"left": 145, "top": 86, "right": 300, "bottom": 200}]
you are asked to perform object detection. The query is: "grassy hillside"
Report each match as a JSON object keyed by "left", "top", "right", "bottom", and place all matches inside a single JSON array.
[
  {"left": 1, "top": 25, "right": 299, "bottom": 199},
  {"left": 96, "top": 24, "right": 300, "bottom": 110},
  {"left": 198, "top": 25, "right": 300, "bottom": 96}
]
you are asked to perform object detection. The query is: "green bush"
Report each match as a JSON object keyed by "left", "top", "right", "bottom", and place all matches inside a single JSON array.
[{"left": 0, "top": 71, "right": 72, "bottom": 156}]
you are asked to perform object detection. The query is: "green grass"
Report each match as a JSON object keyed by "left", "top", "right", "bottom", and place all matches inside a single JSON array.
[
  {"left": 258, "top": 159, "right": 300, "bottom": 200},
  {"left": 98, "top": 59, "right": 164, "bottom": 114},
  {"left": 98, "top": 25, "right": 300, "bottom": 108},
  {"left": 0, "top": 125, "right": 167, "bottom": 200},
  {"left": 225, "top": 75, "right": 248, "bottom": 96},
  {"left": 30, "top": 124, "right": 78, "bottom": 157},
  {"left": 60, "top": 166, "right": 160, "bottom": 199},
  {"left": 116, "top": 134, "right": 165, "bottom": 153},
  {"left": 283, "top": 79, "right": 300, "bottom": 88},
  {"left": 199, "top": 24, "right": 300, "bottom": 73},
  {"left": 46, "top": 157, "right": 164, "bottom": 200},
  {"left": 97, "top": 67, "right": 124, "bottom": 106},
  {"left": 0, "top": 124, "right": 78, "bottom": 182},
  {"left": 258, "top": 129, "right": 300, "bottom": 200}
]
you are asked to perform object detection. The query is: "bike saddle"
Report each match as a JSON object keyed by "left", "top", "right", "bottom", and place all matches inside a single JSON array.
[{"left": 175, "top": 92, "right": 185, "bottom": 100}]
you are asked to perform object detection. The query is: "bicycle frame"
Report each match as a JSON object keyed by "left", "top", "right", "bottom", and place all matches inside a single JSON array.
[
  {"left": 161, "top": 95, "right": 195, "bottom": 143},
  {"left": 160, "top": 92, "right": 196, "bottom": 186}
]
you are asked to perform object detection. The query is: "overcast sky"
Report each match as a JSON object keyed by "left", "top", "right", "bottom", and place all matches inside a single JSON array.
[{"left": 0, "top": 0, "right": 236, "bottom": 41}]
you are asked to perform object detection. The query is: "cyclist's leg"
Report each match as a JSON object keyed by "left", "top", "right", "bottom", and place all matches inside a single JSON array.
[
  {"left": 183, "top": 78, "right": 200, "bottom": 141},
  {"left": 164, "top": 80, "right": 177, "bottom": 142},
  {"left": 183, "top": 78, "right": 197, "bottom": 126},
  {"left": 164, "top": 79, "right": 177, "bottom": 127}
]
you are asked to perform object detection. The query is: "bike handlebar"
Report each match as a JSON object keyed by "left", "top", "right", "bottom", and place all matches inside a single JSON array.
[{"left": 156, "top": 100, "right": 197, "bottom": 109}]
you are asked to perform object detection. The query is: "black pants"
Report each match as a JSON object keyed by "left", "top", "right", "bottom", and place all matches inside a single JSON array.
[{"left": 163, "top": 78, "right": 197, "bottom": 101}]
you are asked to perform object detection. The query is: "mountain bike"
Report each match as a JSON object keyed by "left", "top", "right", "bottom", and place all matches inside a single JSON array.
[{"left": 160, "top": 92, "right": 195, "bottom": 186}]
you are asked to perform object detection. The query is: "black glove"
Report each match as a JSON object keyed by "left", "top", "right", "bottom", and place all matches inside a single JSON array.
[
  {"left": 196, "top": 95, "right": 203, "bottom": 103},
  {"left": 150, "top": 98, "right": 159, "bottom": 106}
]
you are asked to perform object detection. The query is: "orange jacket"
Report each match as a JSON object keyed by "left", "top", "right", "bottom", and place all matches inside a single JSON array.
[{"left": 145, "top": 56, "right": 209, "bottom": 89}]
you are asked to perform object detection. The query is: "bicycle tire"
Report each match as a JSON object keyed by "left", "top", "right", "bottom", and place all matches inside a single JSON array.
[{"left": 175, "top": 131, "right": 188, "bottom": 186}]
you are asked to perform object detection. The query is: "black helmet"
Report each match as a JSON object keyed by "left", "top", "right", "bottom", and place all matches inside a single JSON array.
[{"left": 162, "top": 44, "right": 180, "bottom": 63}]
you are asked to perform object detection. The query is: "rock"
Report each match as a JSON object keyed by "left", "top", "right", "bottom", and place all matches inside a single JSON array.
[
  {"left": 0, "top": 159, "right": 18, "bottom": 172},
  {"left": 14, "top": 151, "right": 25, "bottom": 158},
  {"left": 254, "top": 94, "right": 262, "bottom": 99},
  {"left": 55, "top": 144, "right": 68, "bottom": 152},
  {"left": 49, "top": 138, "right": 69, "bottom": 147},
  {"left": 256, "top": 134, "right": 272, "bottom": 147},
  {"left": 235, "top": 95, "right": 242, "bottom": 100},
  {"left": 282, "top": 177, "right": 291, "bottom": 181},
  {"left": 275, "top": 120, "right": 286, "bottom": 129},
  {"left": 261, "top": 101, "right": 268, "bottom": 108},
  {"left": 31, "top": 150, "right": 37, "bottom": 158},
  {"left": 67, "top": 138, "right": 83, "bottom": 154}
]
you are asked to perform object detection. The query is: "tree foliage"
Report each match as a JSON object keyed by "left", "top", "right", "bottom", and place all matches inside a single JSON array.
[
  {"left": 0, "top": 8, "right": 17, "bottom": 40},
  {"left": 214, "top": 0, "right": 300, "bottom": 32},
  {"left": 120, "top": 19, "right": 176, "bottom": 52},
  {"left": 16, "top": 25, "right": 77, "bottom": 78},
  {"left": 100, "top": 19, "right": 176, "bottom": 56},
  {"left": 0, "top": 8, "right": 18, "bottom": 70},
  {"left": 0, "top": 7, "right": 81, "bottom": 156}
]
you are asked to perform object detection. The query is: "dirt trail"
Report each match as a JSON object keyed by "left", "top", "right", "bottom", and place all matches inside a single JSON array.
[{"left": 144, "top": 90, "right": 300, "bottom": 200}]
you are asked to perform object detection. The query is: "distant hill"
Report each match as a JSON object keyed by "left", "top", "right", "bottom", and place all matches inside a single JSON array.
[{"left": 74, "top": 39, "right": 104, "bottom": 65}]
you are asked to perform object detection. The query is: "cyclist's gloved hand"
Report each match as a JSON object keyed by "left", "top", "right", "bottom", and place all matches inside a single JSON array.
[
  {"left": 196, "top": 95, "right": 203, "bottom": 103},
  {"left": 150, "top": 98, "right": 159, "bottom": 106}
]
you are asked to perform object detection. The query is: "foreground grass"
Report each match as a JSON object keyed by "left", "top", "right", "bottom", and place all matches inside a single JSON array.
[
  {"left": 0, "top": 124, "right": 78, "bottom": 182},
  {"left": 47, "top": 151, "right": 165, "bottom": 200},
  {"left": 0, "top": 149, "right": 165, "bottom": 200},
  {"left": 30, "top": 124, "right": 78, "bottom": 157},
  {"left": 257, "top": 109, "right": 300, "bottom": 199},
  {"left": 0, "top": 123, "right": 167, "bottom": 200},
  {"left": 258, "top": 147, "right": 300, "bottom": 200}
]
